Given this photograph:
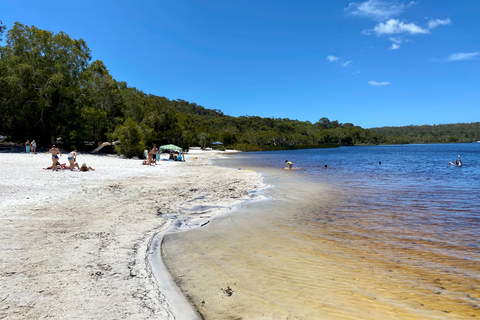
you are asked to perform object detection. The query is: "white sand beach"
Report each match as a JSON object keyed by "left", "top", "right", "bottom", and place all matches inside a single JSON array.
[{"left": 0, "top": 150, "right": 264, "bottom": 319}]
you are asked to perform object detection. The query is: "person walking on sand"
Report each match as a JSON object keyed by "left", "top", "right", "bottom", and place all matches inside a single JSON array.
[
  {"left": 68, "top": 150, "right": 78, "bottom": 171},
  {"left": 45, "top": 145, "right": 62, "bottom": 171},
  {"left": 25, "top": 140, "right": 30, "bottom": 154},
  {"left": 31, "top": 140, "right": 37, "bottom": 154},
  {"left": 285, "top": 160, "right": 293, "bottom": 169}
]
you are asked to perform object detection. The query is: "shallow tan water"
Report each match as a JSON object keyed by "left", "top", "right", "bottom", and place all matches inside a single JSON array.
[{"left": 163, "top": 167, "right": 480, "bottom": 319}]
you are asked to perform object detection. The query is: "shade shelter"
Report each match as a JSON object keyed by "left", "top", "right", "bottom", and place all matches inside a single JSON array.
[
  {"left": 159, "top": 144, "right": 185, "bottom": 161},
  {"left": 211, "top": 141, "right": 224, "bottom": 149}
]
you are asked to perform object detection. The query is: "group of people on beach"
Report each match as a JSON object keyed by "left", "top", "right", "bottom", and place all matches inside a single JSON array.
[
  {"left": 44, "top": 145, "right": 94, "bottom": 172},
  {"left": 142, "top": 145, "right": 159, "bottom": 165},
  {"left": 25, "top": 140, "right": 37, "bottom": 154},
  {"left": 142, "top": 144, "right": 183, "bottom": 165}
]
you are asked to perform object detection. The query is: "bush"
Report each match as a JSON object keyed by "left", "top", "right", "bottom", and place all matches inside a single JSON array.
[{"left": 114, "top": 118, "right": 146, "bottom": 158}]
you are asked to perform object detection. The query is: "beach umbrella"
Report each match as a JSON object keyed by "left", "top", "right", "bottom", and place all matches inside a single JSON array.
[{"left": 211, "top": 141, "right": 223, "bottom": 145}]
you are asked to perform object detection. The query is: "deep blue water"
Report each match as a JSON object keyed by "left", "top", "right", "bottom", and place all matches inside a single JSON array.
[
  {"left": 217, "top": 143, "right": 480, "bottom": 256},
  {"left": 224, "top": 143, "right": 480, "bottom": 218}
]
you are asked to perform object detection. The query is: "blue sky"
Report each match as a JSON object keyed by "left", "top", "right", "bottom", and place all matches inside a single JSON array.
[{"left": 1, "top": 0, "right": 479, "bottom": 128}]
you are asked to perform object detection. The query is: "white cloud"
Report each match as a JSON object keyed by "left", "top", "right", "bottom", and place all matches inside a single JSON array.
[
  {"left": 447, "top": 52, "right": 480, "bottom": 61},
  {"left": 389, "top": 37, "right": 402, "bottom": 44},
  {"left": 327, "top": 55, "right": 339, "bottom": 62},
  {"left": 388, "top": 37, "right": 402, "bottom": 49},
  {"left": 342, "top": 61, "right": 353, "bottom": 67},
  {"left": 373, "top": 19, "right": 429, "bottom": 35},
  {"left": 345, "top": 0, "right": 414, "bottom": 21},
  {"left": 368, "top": 80, "right": 391, "bottom": 86},
  {"left": 427, "top": 18, "right": 451, "bottom": 29}
]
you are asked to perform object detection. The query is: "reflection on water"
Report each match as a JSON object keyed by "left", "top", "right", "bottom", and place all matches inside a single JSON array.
[{"left": 163, "top": 144, "right": 480, "bottom": 319}]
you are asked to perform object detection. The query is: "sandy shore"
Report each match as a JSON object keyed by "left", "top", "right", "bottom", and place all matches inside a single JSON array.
[{"left": 0, "top": 150, "right": 264, "bottom": 319}]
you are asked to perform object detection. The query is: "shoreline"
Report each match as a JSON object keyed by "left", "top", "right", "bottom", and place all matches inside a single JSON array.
[
  {"left": 0, "top": 150, "right": 265, "bottom": 319},
  {"left": 149, "top": 178, "right": 268, "bottom": 320}
]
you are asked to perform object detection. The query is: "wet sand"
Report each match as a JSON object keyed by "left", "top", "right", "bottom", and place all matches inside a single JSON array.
[
  {"left": 0, "top": 150, "right": 264, "bottom": 319},
  {"left": 162, "top": 164, "right": 480, "bottom": 319}
]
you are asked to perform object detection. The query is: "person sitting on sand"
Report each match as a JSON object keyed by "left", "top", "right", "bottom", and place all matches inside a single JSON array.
[
  {"left": 79, "top": 163, "right": 94, "bottom": 171},
  {"left": 142, "top": 148, "right": 154, "bottom": 165},
  {"left": 45, "top": 145, "right": 62, "bottom": 171},
  {"left": 285, "top": 160, "right": 293, "bottom": 169},
  {"left": 142, "top": 150, "right": 153, "bottom": 165}
]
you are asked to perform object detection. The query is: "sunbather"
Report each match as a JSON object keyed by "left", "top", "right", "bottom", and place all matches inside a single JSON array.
[{"left": 79, "top": 163, "right": 95, "bottom": 171}]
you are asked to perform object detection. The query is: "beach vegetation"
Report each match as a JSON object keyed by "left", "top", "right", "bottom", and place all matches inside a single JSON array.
[
  {"left": 1, "top": 22, "right": 480, "bottom": 156},
  {"left": 113, "top": 118, "right": 146, "bottom": 158}
]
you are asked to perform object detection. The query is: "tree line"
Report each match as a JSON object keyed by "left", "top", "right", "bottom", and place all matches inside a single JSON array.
[
  {"left": 370, "top": 123, "right": 480, "bottom": 144},
  {"left": 1, "top": 22, "right": 478, "bottom": 157}
]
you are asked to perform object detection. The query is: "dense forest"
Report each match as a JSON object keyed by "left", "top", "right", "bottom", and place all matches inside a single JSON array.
[
  {"left": 1, "top": 22, "right": 479, "bottom": 157},
  {"left": 370, "top": 123, "right": 480, "bottom": 144}
]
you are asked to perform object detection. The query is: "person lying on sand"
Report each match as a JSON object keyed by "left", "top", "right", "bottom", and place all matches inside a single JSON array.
[
  {"left": 79, "top": 163, "right": 94, "bottom": 171},
  {"left": 43, "top": 161, "right": 67, "bottom": 170}
]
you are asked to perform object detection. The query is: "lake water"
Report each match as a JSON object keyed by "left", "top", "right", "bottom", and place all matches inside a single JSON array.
[{"left": 163, "top": 144, "right": 480, "bottom": 319}]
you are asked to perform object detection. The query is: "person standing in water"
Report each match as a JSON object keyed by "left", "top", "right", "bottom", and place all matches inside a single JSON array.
[
  {"left": 25, "top": 140, "right": 30, "bottom": 154},
  {"left": 285, "top": 160, "right": 293, "bottom": 169},
  {"left": 45, "top": 145, "right": 62, "bottom": 171}
]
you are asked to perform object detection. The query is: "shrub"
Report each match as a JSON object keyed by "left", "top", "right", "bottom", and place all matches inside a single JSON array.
[{"left": 114, "top": 118, "right": 146, "bottom": 158}]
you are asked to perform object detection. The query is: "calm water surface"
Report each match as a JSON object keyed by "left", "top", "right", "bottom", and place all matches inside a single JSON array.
[{"left": 163, "top": 144, "right": 480, "bottom": 319}]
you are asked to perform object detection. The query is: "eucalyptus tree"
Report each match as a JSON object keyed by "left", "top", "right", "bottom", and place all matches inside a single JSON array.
[
  {"left": 0, "top": 20, "right": 5, "bottom": 42},
  {"left": 0, "top": 22, "right": 91, "bottom": 144},
  {"left": 76, "top": 60, "right": 123, "bottom": 145}
]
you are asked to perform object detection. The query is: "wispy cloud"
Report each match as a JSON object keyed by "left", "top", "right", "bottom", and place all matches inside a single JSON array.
[
  {"left": 368, "top": 80, "right": 391, "bottom": 86},
  {"left": 342, "top": 61, "right": 353, "bottom": 67},
  {"left": 373, "top": 19, "right": 429, "bottom": 35},
  {"left": 327, "top": 55, "right": 339, "bottom": 62},
  {"left": 447, "top": 52, "right": 480, "bottom": 62},
  {"left": 345, "top": 0, "right": 414, "bottom": 21},
  {"left": 427, "top": 18, "right": 451, "bottom": 29},
  {"left": 388, "top": 37, "right": 402, "bottom": 49}
]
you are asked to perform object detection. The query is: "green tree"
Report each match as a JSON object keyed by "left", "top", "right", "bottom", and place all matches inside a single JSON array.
[
  {"left": 114, "top": 118, "right": 145, "bottom": 158},
  {"left": 77, "top": 60, "right": 123, "bottom": 144},
  {"left": 0, "top": 22, "right": 91, "bottom": 144},
  {"left": 316, "top": 117, "right": 332, "bottom": 129},
  {"left": 0, "top": 20, "right": 5, "bottom": 42}
]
